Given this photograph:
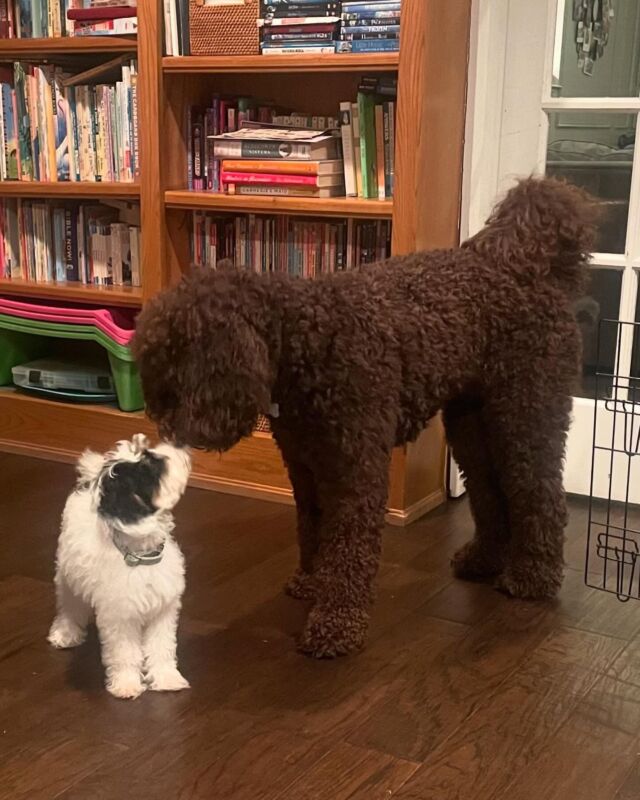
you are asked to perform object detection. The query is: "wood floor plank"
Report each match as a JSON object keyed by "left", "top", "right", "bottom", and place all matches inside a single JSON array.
[
  {"left": 0, "top": 576, "right": 53, "bottom": 660},
  {"left": 419, "top": 579, "right": 502, "bottom": 626},
  {"left": 391, "top": 627, "right": 624, "bottom": 800},
  {"left": 0, "top": 733, "right": 128, "bottom": 800},
  {"left": 226, "top": 614, "right": 466, "bottom": 740},
  {"left": 58, "top": 716, "right": 331, "bottom": 800},
  {"left": 275, "top": 742, "right": 420, "bottom": 800},
  {"left": 347, "top": 599, "right": 556, "bottom": 761},
  {"left": 550, "top": 639, "right": 640, "bottom": 759},
  {"left": 504, "top": 744, "right": 634, "bottom": 800},
  {"left": 614, "top": 759, "right": 640, "bottom": 800}
]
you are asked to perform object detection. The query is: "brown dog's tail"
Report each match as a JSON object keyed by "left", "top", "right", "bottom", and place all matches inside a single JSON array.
[{"left": 464, "top": 177, "right": 598, "bottom": 294}]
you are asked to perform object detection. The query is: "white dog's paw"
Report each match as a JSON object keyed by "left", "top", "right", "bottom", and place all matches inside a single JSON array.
[
  {"left": 48, "top": 619, "right": 86, "bottom": 649},
  {"left": 147, "top": 666, "right": 190, "bottom": 692},
  {"left": 107, "top": 671, "right": 146, "bottom": 700}
]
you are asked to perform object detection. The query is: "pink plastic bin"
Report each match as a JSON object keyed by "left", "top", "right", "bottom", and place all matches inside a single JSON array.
[{"left": 0, "top": 297, "right": 137, "bottom": 346}]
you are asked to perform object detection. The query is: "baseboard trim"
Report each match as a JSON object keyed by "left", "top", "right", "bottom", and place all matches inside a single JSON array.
[
  {"left": 2, "top": 439, "right": 445, "bottom": 522},
  {"left": 189, "top": 472, "right": 295, "bottom": 506},
  {"left": 386, "top": 488, "right": 446, "bottom": 527}
]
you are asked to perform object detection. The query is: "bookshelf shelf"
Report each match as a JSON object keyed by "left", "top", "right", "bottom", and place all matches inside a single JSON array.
[
  {"left": 165, "top": 191, "right": 394, "bottom": 219},
  {"left": 0, "top": 37, "right": 137, "bottom": 58},
  {"left": 0, "top": 278, "right": 143, "bottom": 306},
  {"left": 162, "top": 53, "right": 399, "bottom": 75},
  {"left": 0, "top": 181, "right": 140, "bottom": 199}
]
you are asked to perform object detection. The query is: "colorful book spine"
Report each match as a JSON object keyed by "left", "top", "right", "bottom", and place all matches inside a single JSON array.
[
  {"left": 374, "top": 103, "right": 385, "bottom": 200},
  {"left": 1, "top": 83, "right": 18, "bottom": 180},
  {"left": 339, "top": 100, "right": 357, "bottom": 197},
  {"left": 220, "top": 170, "right": 335, "bottom": 186},
  {"left": 336, "top": 38, "right": 400, "bottom": 52},
  {"left": 357, "top": 91, "right": 376, "bottom": 199},
  {"left": 192, "top": 112, "right": 204, "bottom": 191},
  {"left": 260, "top": 45, "right": 336, "bottom": 54}
]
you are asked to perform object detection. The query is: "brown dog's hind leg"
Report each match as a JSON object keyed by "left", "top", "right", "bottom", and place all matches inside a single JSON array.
[
  {"left": 485, "top": 388, "right": 571, "bottom": 600},
  {"left": 444, "top": 395, "right": 510, "bottom": 583},
  {"left": 284, "top": 460, "right": 321, "bottom": 602}
]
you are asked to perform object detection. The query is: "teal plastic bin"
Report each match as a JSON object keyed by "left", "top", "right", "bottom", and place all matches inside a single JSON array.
[{"left": 0, "top": 314, "right": 143, "bottom": 412}]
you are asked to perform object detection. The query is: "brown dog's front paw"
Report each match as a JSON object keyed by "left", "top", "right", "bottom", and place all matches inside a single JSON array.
[
  {"left": 297, "top": 605, "right": 369, "bottom": 659},
  {"left": 284, "top": 569, "right": 316, "bottom": 601},
  {"left": 451, "top": 539, "right": 503, "bottom": 582},
  {"left": 495, "top": 559, "right": 563, "bottom": 600}
]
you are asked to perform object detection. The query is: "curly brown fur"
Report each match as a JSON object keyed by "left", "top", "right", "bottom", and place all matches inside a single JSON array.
[{"left": 134, "top": 177, "right": 598, "bottom": 657}]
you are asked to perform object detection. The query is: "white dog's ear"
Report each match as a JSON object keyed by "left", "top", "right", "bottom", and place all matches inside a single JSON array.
[
  {"left": 76, "top": 449, "right": 105, "bottom": 483},
  {"left": 131, "top": 433, "right": 149, "bottom": 454}
]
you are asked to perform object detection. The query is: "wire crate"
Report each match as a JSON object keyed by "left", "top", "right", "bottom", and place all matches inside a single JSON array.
[{"left": 586, "top": 319, "right": 640, "bottom": 602}]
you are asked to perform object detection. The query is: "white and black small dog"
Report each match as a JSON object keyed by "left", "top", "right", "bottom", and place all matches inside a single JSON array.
[{"left": 48, "top": 434, "right": 191, "bottom": 699}]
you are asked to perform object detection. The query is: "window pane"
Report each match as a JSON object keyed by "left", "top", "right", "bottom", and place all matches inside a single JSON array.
[
  {"left": 576, "top": 268, "right": 623, "bottom": 399},
  {"left": 552, "top": 0, "right": 640, "bottom": 98},
  {"left": 546, "top": 111, "right": 635, "bottom": 253}
]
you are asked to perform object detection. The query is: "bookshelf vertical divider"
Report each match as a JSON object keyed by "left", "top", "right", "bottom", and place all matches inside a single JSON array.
[
  {"left": 0, "top": 0, "right": 472, "bottom": 526},
  {"left": 139, "top": 0, "right": 168, "bottom": 300}
]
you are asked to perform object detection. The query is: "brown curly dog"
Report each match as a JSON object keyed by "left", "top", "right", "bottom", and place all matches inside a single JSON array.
[{"left": 133, "top": 177, "right": 597, "bottom": 658}]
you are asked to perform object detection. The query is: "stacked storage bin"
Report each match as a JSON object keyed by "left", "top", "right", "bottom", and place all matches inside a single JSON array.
[{"left": 0, "top": 297, "right": 143, "bottom": 411}]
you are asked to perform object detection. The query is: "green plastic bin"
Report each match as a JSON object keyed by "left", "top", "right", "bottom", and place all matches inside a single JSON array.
[{"left": 0, "top": 314, "right": 143, "bottom": 412}]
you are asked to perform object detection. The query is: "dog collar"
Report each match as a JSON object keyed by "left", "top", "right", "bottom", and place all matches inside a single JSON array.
[{"left": 112, "top": 530, "right": 165, "bottom": 567}]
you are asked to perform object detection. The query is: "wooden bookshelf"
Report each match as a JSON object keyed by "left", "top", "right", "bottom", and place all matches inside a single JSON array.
[
  {"left": 0, "top": 0, "right": 473, "bottom": 524},
  {"left": 0, "top": 278, "right": 143, "bottom": 306},
  {"left": 0, "top": 181, "right": 140, "bottom": 199},
  {"left": 0, "top": 36, "right": 137, "bottom": 58},
  {"left": 163, "top": 53, "right": 400, "bottom": 74},
  {"left": 165, "top": 191, "right": 393, "bottom": 219}
]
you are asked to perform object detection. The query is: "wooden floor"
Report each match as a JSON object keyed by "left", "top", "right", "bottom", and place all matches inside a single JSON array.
[{"left": 1, "top": 452, "right": 639, "bottom": 800}]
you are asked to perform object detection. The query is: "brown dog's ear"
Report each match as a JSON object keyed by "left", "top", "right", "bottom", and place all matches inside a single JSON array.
[
  {"left": 217, "top": 258, "right": 234, "bottom": 271},
  {"left": 134, "top": 274, "right": 273, "bottom": 453},
  {"left": 465, "top": 177, "right": 598, "bottom": 292}
]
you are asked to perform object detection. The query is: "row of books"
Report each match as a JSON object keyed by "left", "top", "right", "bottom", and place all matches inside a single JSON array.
[
  {"left": 0, "top": 0, "right": 137, "bottom": 38},
  {"left": 186, "top": 81, "right": 395, "bottom": 200},
  {"left": 0, "top": 60, "right": 138, "bottom": 183},
  {"left": 259, "top": 0, "right": 401, "bottom": 55},
  {"left": 0, "top": 200, "right": 141, "bottom": 285},
  {"left": 165, "top": 0, "right": 401, "bottom": 57},
  {"left": 187, "top": 97, "right": 341, "bottom": 196},
  {"left": 337, "top": 0, "right": 401, "bottom": 53},
  {"left": 192, "top": 212, "right": 391, "bottom": 275},
  {"left": 259, "top": 0, "right": 341, "bottom": 56},
  {"left": 341, "top": 83, "right": 395, "bottom": 199}
]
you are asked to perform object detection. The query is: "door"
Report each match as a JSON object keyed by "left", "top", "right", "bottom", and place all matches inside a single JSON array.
[
  {"left": 463, "top": 0, "right": 640, "bottom": 503},
  {"left": 544, "top": 0, "right": 640, "bottom": 502}
]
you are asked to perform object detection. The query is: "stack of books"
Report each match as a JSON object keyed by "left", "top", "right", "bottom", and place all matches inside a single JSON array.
[
  {"left": 67, "top": 0, "right": 137, "bottom": 37},
  {"left": 0, "top": 199, "right": 141, "bottom": 285},
  {"left": 340, "top": 76, "right": 396, "bottom": 199},
  {"left": 259, "top": 0, "right": 341, "bottom": 56},
  {"left": 187, "top": 97, "right": 340, "bottom": 193},
  {"left": 211, "top": 122, "right": 344, "bottom": 199},
  {"left": 337, "top": 0, "right": 401, "bottom": 53},
  {"left": 0, "top": 0, "right": 137, "bottom": 38},
  {"left": 192, "top": 212, "right": 391, "bottom": 274},
  {"left": 0, "top": 60, "right": 138, "bottom": 183},
  {"left": 187, "top": 97, "right": 279, "bottom": 193}
]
